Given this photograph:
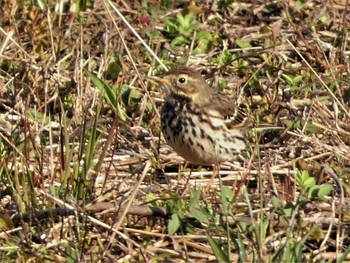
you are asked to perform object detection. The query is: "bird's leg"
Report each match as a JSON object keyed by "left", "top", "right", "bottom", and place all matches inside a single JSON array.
[
  {"left": 203, "top": 163, "right": 218, "bottom": 195},
  {"left": 181, "top": 162, "right": 192, "bottom": 197},
  {"left": 204, "top": 143, "right": 222, "bottom": 195}
]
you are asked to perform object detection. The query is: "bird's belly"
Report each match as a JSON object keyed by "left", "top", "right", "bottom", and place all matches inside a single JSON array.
[{"left": 161, "top": 108, "right": 246, "bottom": 165}]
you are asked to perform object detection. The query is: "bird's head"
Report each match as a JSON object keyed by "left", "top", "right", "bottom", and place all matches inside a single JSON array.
[{"left": 148, "top": 66, "right": 211, "bottom": 103}]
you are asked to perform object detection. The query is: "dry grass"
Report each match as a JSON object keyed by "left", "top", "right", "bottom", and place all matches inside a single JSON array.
[{"left": 0, "top": 0, "right": 349, "bottom": 262}]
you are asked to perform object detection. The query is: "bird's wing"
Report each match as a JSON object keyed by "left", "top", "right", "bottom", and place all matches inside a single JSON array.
[{"left": 201, "top": 95, "right": 248, "bottom": 127}]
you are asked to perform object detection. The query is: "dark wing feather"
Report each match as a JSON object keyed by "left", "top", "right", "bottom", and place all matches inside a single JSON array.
[{"left": 202, "top": 92, "right": 248, "bottom": 127}]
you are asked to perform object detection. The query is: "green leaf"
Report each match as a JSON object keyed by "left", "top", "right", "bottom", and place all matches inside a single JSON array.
[
  {"left": 207, "top": 234, "right": 231, "bottom": 263},
  {"left": 85, "top": 69, "right": 126, "bottom": 122},
  {"left": 260, "top": 218, "right": 270, "bottom": 242},
  {"left": 299, "top": 195, "right": 310, "bottom": 203},
  {"left": 146, "top": 100, "right": 153, "bottom": 113},
  {"left": 301, "top": 170, "right": 309, "bottom": 180},
  {"left": 304, "top": 122, "right": 319, "bottom": 133},
  {"left": 237, "top": 220, "right": 247, "bottom": 232},
  {"left": 190, "top": 188, "right": 201, "bottom": 208},
  {"left": 340, "top": 180, "right": 350, "bottom": 192},
  {"left": 197, "top": 30, "right": 212, "bottom": 41},
  {"left": 296, "top": 169, "right": 315, "bottom": 191},
  {"left": 84, "top": 107, "right": 99, "bottom": 173},
  {"left": 295, "top": 228, "right": 314, "bottom": 261},
  {"left": 220, "top": 186, "right": 233, "bottom": 213},
  {"left": 164, "top": 17, "right": 179, "bottom": 31},
  {"left": 222, "top": 186, "right": 234, "bottom": 213},
  {"left": 177, "top": 14, "right": 198, "bottom": 36},
  {"left": 184, "top": 223, "right": 196, "bottom": 234},
  {"left": 318, "top": 184, "right": 333, "bottom": 197},
  {"left": 168, "top": 214, "right": 180, "bottom": 235},
  {"left": 281, "top": 73, "right": 293, "bottom": 85},
  {"left": 235, "top": 39, "right": 252, "bottom": 48},
  {"left": 189, "top": 207, "right": 210, "bottom": 224},
  {"left": 85, "top": 69, "right": 116, "bottom": 110},
  {"left": 316, "top": 184, "right": 333, "bottom": 200},
  {"left": 106, "top": 61, "right": 121, "bottom": 81},
  {"left": 129, "top": 89, "right": 142, "bottom": 99},
  {"left": 304, "top": 177, "right": 316, "bottom": 189},
  {"left": 271, "top": 196, "right": 281, "bottom": 209},
  {"left": 233, "top": 232, "right": 247, "bottom": 261},
  {"left": 195, "top": 30, "right": 212, "bottom": 53},
  {"left": 171, "top": 36, "right": 189, "bottom": 47},
  {"left": 221, "top": 186, "right": 234, "bottom": 202},
  {"left": 308, "top": 185, "right": 320, "bottom": 199},
  {"left": 283, "top": 202, "right": 295, "bottom": 217},
  {"left": 219, "top": 80, "right": 228, "bottom": 91},
  {"left": 292, "top": 75, "right": 303, "bottom": 85}
]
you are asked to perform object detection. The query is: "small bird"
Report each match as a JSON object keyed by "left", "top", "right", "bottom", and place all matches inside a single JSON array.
[{"left": 149, "top": 66, "right": 248, "bottom": 165}]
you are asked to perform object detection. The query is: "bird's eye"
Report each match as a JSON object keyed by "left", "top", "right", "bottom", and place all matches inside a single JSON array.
[
  {"left": 178, "top": 77, "right": 187, "bottom": 84},
  {"left": 200, "top": 70, "right": 208, "bottom": 76}
]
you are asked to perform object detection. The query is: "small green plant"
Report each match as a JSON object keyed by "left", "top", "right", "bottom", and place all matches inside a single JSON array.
[
  {"left": 212, "top": 50, "right": 236, "bottom": 65},
  {"left": 235, "top": 39, "right": 252, "bottom": 49},
  {"left": 284, "top": 119, "right": 319, "bottom": 133},
  {"left": 165, "top": 192, "right": 188, "bottom": 235},
  {"left": 207, "top": 235, "right": 231, "bottom": 263},
  {"left": 219, "top": 80, "right": 229, "bottom": 91},
  {"left": 295, "top": 169, "right": 333, "bottom": 201},
  {"left": 272, "top": 169, "right": 333, "bottom": 218},
  {"left": 194, "top": 30, "right": 213, "bottom": 54},
  {"left": 166, "top": 188, "right": 213, "bottom": 235},
  {"left": 85, "top": 69, "right": 126, "bottom": 122},
  {"left": 164, "top": 13, "right": 198, "bottom": 47},
  {"left": 281, "top": 73, "right": 303, "bottom": 87},
  {"left": 268, "top": 168, "right": 334, "bottom": 261},
  {"left": 105, "top": 52, "right": 123, "bottom": 81}
]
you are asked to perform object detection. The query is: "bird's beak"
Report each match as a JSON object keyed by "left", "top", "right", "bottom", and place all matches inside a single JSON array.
[{"left": 145, "top": 76, "right": 171, "bottom": 85}]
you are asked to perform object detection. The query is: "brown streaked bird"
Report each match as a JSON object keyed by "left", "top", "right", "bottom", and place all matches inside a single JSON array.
[{"left": 149, "top": 66, "right": 248, "bottom": 165}]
